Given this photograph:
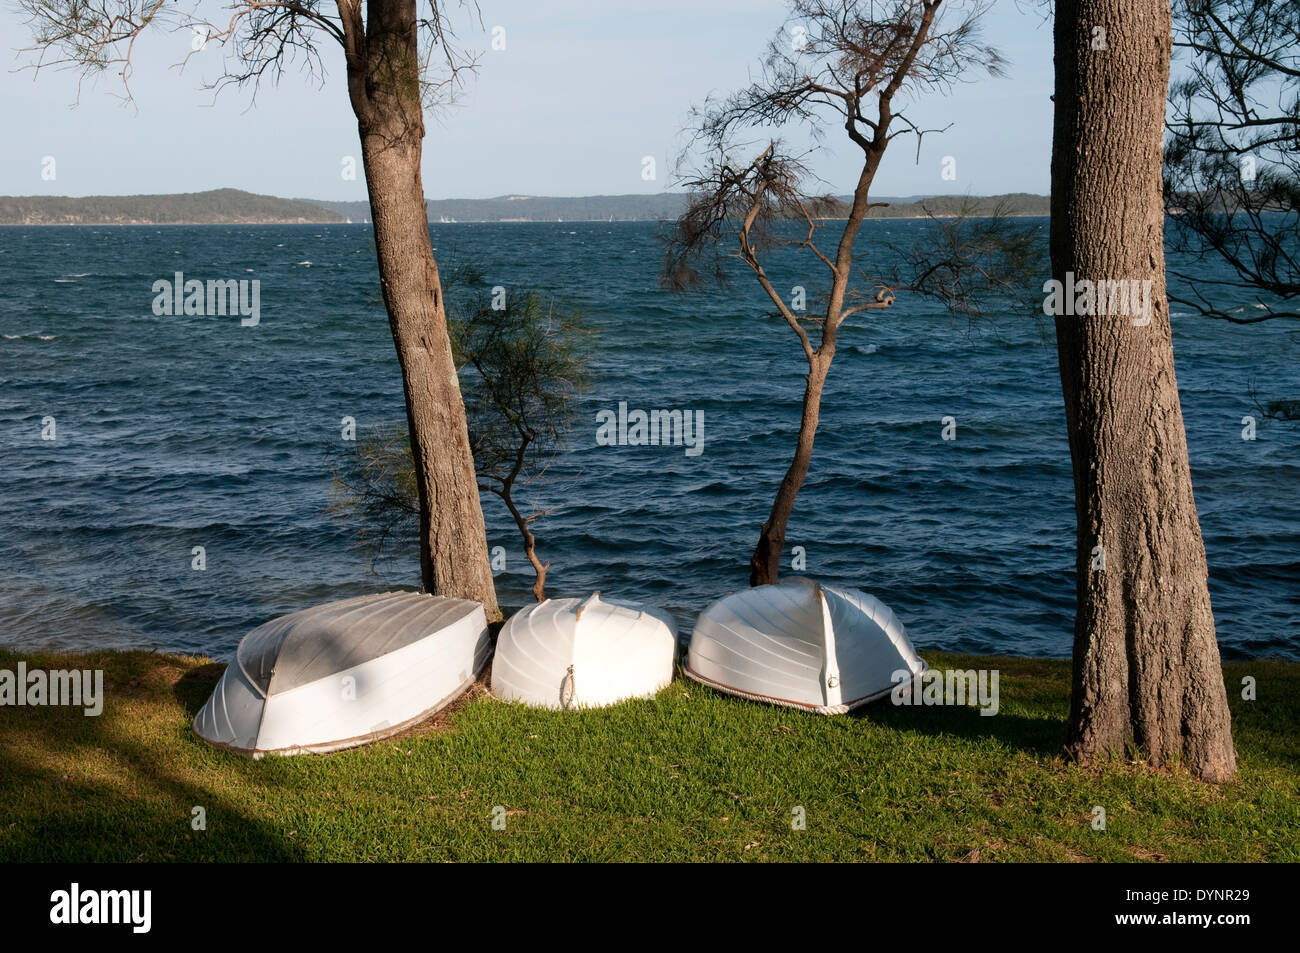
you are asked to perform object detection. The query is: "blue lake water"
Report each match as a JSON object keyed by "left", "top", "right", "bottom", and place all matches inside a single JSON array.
[{"left": 0, "top": 220, "right": 1296, "bottom": 661}]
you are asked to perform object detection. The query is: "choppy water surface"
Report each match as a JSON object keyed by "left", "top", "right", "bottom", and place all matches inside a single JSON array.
[{"left": 1, "top": 221, "right": 1296, "bottom": 660}]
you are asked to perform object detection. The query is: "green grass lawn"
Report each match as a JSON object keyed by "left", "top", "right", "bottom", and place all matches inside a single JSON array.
[{"left": 0, "top": 647, "right": 1295, "bottom": 862}]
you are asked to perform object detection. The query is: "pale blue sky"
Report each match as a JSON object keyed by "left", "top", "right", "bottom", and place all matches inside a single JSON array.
[{"left": 1, "top": 0, "right": 1054, "bottom": 199}]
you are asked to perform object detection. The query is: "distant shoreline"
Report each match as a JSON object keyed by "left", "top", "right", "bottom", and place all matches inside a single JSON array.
[
  {"left": 0, "top": 210, "right": 1050, "bottom": 226},
  {"left": 0, "top": 211, "right": 1052, "bottom": 227},
  {"left": 0, "top": 187, "right": 1051, "bottom": 227}
]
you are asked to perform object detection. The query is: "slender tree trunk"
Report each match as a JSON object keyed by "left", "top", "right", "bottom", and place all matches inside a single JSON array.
[
  {"left": 750, "top": 353, "right": 831, "bottom": 586},
  {"left": 499, "top": 489, "right": 548, "bottom": 603},
  {"left": 746, "top": 138, "right": 884, "bottom": 588},
  {"left": 1050, "top": 0, "right": 1235, "bottom": 781},
  {"left": 345, "top": 0, "right": 498, "bottom": 617}
]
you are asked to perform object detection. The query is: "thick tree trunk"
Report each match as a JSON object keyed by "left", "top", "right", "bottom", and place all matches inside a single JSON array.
[
  {"left": 1050, "top": 0, "right": 1235, "bottom": 781},
  {"left": 750, "top": 354, "right": 830, "bottom": 586},
  {"left": 346, "top": 0, "right": 498, "bottom": 617}
]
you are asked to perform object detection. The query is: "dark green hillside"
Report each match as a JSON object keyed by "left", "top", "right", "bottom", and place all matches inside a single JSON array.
[{"left": 0, "top": 188, "right": 343, "bottom": 225}]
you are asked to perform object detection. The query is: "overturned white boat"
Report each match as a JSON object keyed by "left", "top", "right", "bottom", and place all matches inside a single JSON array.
[
  {"left": 491, "top": 593, "right": 676, "bottom": 709},
  {"left": 194, "top": 591, "right": 490, "bottom": 757},
  {"left": 685, "top": 577, "right": 925, "bottom": 714}
]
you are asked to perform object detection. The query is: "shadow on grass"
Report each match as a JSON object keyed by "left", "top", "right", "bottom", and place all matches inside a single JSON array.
[
  {"left": 0, "top": 650, "right": 303, "bottom": 862},
  {"left": 849, "top": 698, "right": 1067, "bottom": 759},
  {"left": 174, "top": 661, "right": 225, "bottom": 718}
]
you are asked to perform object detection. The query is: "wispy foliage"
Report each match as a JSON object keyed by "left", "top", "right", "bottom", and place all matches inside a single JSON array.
[
  {"left": 16, "top": 0, "right": 483, "bottom": 106},
  {"left": 333, "top": 284, "right": 591, "bottom": 601},
  {"left": 664, "top": 0, "right": 1014, "bottom": 350},
  {"left": 891, "top": 197, "right": 1047, "bottom": 319},
  {"left": 662, "top": 0, "right": 1024, "bottom": 586},
  {"left": 1165, "top": 0, "right": 1300, "bottom": 322},
  {"left": 451, "top": 289, "right": 591, "bottom": 495}
]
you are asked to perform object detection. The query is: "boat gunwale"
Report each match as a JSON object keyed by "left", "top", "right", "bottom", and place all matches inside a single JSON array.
[
  {"left": 193, "top": 648, "right": 491, "bottom": 759},
  {"left": 681, "top": 659, "right": 929, "bottom": 715}
]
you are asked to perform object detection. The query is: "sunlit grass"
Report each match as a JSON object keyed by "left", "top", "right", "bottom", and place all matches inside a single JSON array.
[{"left": 0, "top": 648, "right": 1295, "bottom": 862}]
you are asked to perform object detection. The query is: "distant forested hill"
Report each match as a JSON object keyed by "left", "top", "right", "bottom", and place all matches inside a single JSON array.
[
  {"left": 868, "top": 193, "right": 1050, "bottom": 218},
  {"left": 0, "top": 189, "right": 344, "bottom": 225}
]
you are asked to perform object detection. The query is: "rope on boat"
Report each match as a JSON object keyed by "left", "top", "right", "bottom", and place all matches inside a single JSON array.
[{"left": 561, "top": 664, "right": 576, "bottom": 710}]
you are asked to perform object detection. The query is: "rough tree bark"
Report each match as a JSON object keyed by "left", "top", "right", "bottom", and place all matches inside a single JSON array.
[
  {"left": 344, "top": 0, "right": 499, "bottom": 617},
  {"left": 1050, "top": 0, "right": 1236, "bottom": 781}
]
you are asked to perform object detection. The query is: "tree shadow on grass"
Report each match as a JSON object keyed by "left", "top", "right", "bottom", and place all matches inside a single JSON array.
[
  {"left": 847, "top": 659, "right": 1300, "bottom": 772},
  {"left": 0, "top": 650, "right": 304, "bottom": 862},
  {"left": 849, "top": 698, "right": 1068, "bottom": 760},
  {"left": 174, "top": 661, "right": 225, "bottom": 718}
]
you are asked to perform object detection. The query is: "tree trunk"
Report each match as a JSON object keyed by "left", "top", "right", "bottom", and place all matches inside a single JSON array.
[
  {"left": 749, "top": 354, "right": 830, "bottom": 586},
  {"left": 746, "top": 139, "right": 883, "bottom": 589},
  {"left": 1050, "top": 0, "right": 1235, "bottom": 781},
  {"left": 500, "top": 491, "right": 548, "bottom": 604},
  {"left": 346, "top": 0, "right": 499, "bottom": 617}
]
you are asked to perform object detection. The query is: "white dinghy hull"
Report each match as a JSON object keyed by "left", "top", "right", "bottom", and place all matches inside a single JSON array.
[
  {"left": 491, "top": 593, "right": 676, "bottom": 709},
  {"left": 685, "top": 577, "right": 925, "bottom": 714},
  {"left": 194, "top": 591, "right": 490, "bottom": 757}
]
